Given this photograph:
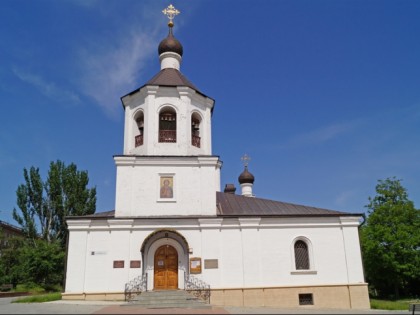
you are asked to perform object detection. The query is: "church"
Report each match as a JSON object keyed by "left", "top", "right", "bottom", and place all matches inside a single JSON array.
[{"left": 63, "top": 5, "right": 370, "bottom": 310}]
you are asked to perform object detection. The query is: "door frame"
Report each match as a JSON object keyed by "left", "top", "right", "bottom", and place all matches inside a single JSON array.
[
  {"left": 143, "top": 235, "right": 188, "bottom": 291},
  {"left": 154, "top": 244, "right": 179, "bottom": 290}
]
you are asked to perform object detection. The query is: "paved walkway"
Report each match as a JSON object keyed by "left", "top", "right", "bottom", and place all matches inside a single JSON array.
[{"left": 0, "top": 297, "right": 411, "bottom": 314}]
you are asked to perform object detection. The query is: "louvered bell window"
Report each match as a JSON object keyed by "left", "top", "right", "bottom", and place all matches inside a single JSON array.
[{"left": 294, "top": 240, "right": 310, "bottom": 270}]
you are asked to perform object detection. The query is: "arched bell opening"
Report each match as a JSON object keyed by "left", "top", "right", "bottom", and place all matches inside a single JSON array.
[
  {"left": 159, "top": 107, "right": 177, "bottom": 143},
  {"left": 191, "top": 112, "right": 202, "bottom": 148},
  {"left": 134, "top": 110, "right": 144, "bottom": 147}
]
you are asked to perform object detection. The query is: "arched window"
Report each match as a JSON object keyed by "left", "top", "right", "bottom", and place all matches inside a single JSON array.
[
  {"left": 159, "top": 108, "right": 176, "bottom": 143},
  {"left": 135, "top": 111, "right": 144, "bottom": 147},
  {"left": 191, "top": 113, "right": 201, "bottom": 148},
  {"left": 294, "top": 240, "right": 310, "bottom": 270}
]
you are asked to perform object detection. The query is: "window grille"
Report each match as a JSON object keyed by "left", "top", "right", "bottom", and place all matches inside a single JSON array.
[
  {"left": 294, "top": 240, "right": 309, "bottom": 270},
  {"left": 299, "top": 293, "right": 313, "bottom": 305}
]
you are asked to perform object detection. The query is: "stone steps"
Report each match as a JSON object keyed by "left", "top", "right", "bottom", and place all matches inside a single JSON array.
[{"left": 130, "top": 289, "right": 211, "bottom": 309}]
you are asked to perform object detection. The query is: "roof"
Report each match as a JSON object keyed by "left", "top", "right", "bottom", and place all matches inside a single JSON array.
[
  {"left": 67, "top": 192, "right": 360, "bottom": 220},
  {"left": 0, "top": 220, "right": 24, "bottom": 234},
  {"left": 123, "top": 68, "right": 212, "bottom": 101},
  {"left": 216, "top": 192, "right": 358, "bottom": 217},
  {"left": 81, "top": 210, "right": 115, "bottom": 218},
  {"left": 147, "top": 68, "right": 197, "bottom": 89}
]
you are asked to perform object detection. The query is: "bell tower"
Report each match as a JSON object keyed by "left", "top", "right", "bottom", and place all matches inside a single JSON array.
[
  {"left": 120, "top": 5, "right": 213, "bottom": 157},
  {"left": 114, "top": 5, "right": 222, "bottom": 217}
]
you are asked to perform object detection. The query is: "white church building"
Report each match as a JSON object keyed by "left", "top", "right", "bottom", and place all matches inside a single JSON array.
[{"left": 63, "top": 5, "right": 370, "bottom": 310}]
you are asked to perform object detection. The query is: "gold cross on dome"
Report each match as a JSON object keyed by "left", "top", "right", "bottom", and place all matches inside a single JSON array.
[
  {"left": 162, "top": 4, "right": 180, "bottom": 23},
  {"left": 241, "top": 154, "right": 251, "bottom": 167}
]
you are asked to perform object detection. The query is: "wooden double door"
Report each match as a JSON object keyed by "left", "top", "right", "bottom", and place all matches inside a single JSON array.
[{"left": 154, "top": 245, "right": 178, "bottom": 290}]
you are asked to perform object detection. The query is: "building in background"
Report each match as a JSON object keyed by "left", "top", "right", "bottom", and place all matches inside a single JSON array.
[{"left": 0, "top": 220, "right": 24, "bottom": 254}]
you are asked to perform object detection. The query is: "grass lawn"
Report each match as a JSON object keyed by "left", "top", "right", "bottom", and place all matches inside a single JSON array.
[
  {"left": 370, "top": 298, "right": 419, "bottom": 310},
  {"left": 12, "top": 292, "right": 62, "bottom": 303}
]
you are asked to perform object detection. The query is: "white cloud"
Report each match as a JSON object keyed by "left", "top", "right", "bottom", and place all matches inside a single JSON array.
[
  {"left": 74, "top": 1, "right": 172, "bottom": 119},
  {"left": 57, "top": 2, "right": 192, "bottom": 118},
  {"left": 298, "top": 122, "right": 355, "bottom": 143},
  {"left": 334, "top": 190, "right": 356, "bottom": 208},
  {"left": 78, "top": 29, "right": 159, "bottom": 118},
  {"left": 12, "top": 68, "right": 81, "bottom": 105},
  {"left": 285, "top": 120, "right": 361, "bottom": 149}
]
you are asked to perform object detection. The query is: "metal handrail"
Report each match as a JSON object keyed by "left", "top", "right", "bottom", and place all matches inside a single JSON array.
[
  {"left": 192, "top": 135, "right": 201, "bottom": 148},
  {"left": 159, "top": 130, "right": 176, "bottom": 143},
  {"left": 184, "top": 273, "right": 211, "bottom": 304},
  {"left": 124, "top": 273, "right": 147, "bottom": 301},
  {"left": 135, "top": 134, "right": 143, "bottom": 147}
]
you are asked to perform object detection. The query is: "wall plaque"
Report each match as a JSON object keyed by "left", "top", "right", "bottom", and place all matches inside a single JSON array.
[
  {"left": 190, "top": 257, "right": 202, "bottom": 274},
  {"left": 204, "top": 259, "right": 219, "bottom": 269},
  {"left": 130, "top": 260, "right": 141, "bottom": 268},
  {"left": 113, "top": 260, "right": 124, "bottom": 268}
]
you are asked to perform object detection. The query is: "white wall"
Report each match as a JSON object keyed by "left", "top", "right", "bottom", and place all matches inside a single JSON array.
[
  {"left": 65, "top": 229, "right": 88, "bottom": 293},
  {"left": 65, "top": 216, "right": 366, "bottom": 294},
  {"left": 114, "top": 156, "right": 221, "bottom": 217}
]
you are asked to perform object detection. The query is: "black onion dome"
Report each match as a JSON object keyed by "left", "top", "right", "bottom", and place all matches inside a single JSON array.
[
  {"left": 158, "top": 26, "right": 183, "bottom": 56},
  {"left": 238, "top": 166, "right": 255, "bottom": 184}
]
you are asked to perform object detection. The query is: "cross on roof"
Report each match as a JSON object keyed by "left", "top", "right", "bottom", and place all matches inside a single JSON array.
[
  {"left": 162, "top": 4, "right": 180, "bottom": 23},
  {"left": 241, "top": 154, "right": 251, "bottom": 167}
]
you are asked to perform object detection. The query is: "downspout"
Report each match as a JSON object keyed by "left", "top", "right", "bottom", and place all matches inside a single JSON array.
[
  {"left": 63, "top": 221, "right": 69, "bottom": 292},
  {"left": 359, "top": 213, "right": 366, "bottom": 227},
  {"left": 358, "top": 213, "right": 368, "bottom": 285}
]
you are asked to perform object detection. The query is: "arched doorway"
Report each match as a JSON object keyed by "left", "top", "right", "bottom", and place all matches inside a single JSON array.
[
  {"left": 154, "top": 245, "right": 178, "bottom": 290},
  {"left": 141, "top": 229, "right": 189, "bottom": 291}
]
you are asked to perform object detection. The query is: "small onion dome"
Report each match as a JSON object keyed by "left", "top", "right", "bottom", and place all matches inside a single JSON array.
[
  {"left": 158, "top": 24, "right": 183, "bottom": 57},
  {"left": 238, "top": 166, "right": 255, "bottom": 184},
  {"left": 224, "top": 183, "right": 237, "bottom": 194}
]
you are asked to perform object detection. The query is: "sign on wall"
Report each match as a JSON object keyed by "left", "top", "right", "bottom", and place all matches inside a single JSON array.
[
  {"left": 130, "top": 260, "right": 141, "bottom": 268},
  {"left": 189, "top": 257, "right": 202, "bottom": 274},
  {"left": 204, "top": 259, "right": 218, "bottom": 269},
  {"left": 113, "top": 260, "right": 125, "bottom": 268}
]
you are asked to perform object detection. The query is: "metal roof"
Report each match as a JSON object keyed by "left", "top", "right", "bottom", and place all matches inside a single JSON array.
[
  {"left": 216, "top": 192, "right": 357, "bottom": 217},
  {"left": 122, "top": 68, "right": 211, "bottom": 100},
  {"left": 81, "top": 210, "right": 115, "bottom": 218},
  {"left": 68, "top": 192, "right": 360, "bottom": 220}
]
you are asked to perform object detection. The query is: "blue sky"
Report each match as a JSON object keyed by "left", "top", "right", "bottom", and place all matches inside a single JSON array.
[{"left": 1, "top": 0, "right": 419, "bottom": 224}]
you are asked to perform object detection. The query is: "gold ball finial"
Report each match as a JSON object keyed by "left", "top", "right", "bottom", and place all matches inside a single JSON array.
[{"left": 168, "top": 21, "right": 174, "bottom": 28}]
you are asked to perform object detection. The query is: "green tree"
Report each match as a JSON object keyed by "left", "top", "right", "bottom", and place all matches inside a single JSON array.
[
  {"left": 45, "top": 160, "right": 97, "bottom": 247},
  {"left": 0, "top": 236, "right": 25, "bottom": 288},
  {"left": 0, "top": 237, "right": 64, "bottom": 290},
  {"left": 19, "top": 239, "right": 65, "bottom": 289},
  {"left": 12, "top": 167, "right": 43, "bottom": 241},
  {"left": 8, "top": 160, "right": 96, "bottom": 288},
  {"left": 12, "top": 160, "right": 96, "bottom": 247},
  {"left": 360, "top": 177, "right": 420, "bottom": 299}
]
